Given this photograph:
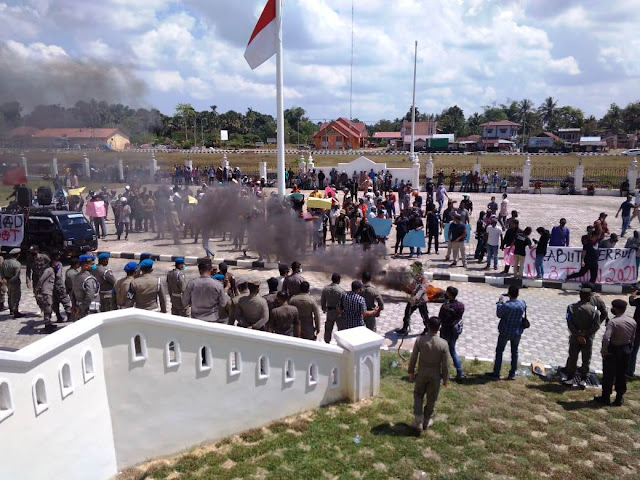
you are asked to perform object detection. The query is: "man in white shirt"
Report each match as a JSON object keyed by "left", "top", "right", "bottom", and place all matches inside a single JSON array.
[
  {"left": 484, "top": 216, "right": 503, "bottom": 270},
  {"left": 498, "top": 194, "right": 509, "bottom": 226}
]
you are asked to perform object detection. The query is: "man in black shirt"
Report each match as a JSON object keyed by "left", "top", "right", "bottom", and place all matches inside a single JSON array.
[
  {"left": 615, "top": 194, "right": 635, "bottom": 237},
  {"left": 511, "top": 227, "right": 532, "bottom": 279},
  {"left": 426, "top": 206, "right": 440, "bottom": 254},
  {"left": 500, "top": 219, "right": 521, "bottom": 274},
  {"left": 567, "top": 232, "right": 599, "bottom": 283}
]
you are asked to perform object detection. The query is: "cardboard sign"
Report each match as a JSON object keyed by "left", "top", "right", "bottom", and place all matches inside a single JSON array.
[
  {"left": 369, "top": 218, "right": 392, "bottom": 237},
  {"left": 307, "top": 197, "right": 332, "bottom": 210},
  {"left": 402, "top": 229, "right": 426, "bottom": 248},
  {"left": 504, "top": 246, "right": 636, "bottom": 284},
  {"left": 86, "top": 200, "right": 106, "bottom": 218},
  {"left": 0, "top": 213, "right": 24, "bottom": 247}
]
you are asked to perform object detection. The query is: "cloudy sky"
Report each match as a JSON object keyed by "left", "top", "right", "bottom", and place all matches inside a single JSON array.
[{"left": 1, "top": 0, "right": 639, "bottom": 122}]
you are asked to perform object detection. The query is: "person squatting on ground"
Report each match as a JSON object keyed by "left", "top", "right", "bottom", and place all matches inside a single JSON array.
[{"left": 408, "top": 315, "right": 450, "bottom": 433}]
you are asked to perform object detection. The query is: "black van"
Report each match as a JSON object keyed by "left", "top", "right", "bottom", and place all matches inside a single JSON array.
[{"left": 2, "top": 208, "right": 98, "bottom": 258}]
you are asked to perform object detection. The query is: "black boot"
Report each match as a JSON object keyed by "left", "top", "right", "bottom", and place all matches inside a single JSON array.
[{"left": 394, "top": 319, "right": 411, "bottom": 336}]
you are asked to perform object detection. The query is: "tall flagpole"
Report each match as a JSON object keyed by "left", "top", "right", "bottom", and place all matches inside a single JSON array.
[
  {"left": 276, "top": 0, "right": 286, "bottom": 197},
  {"left": 410, "top": 40, "right": 417, "bottom": 163}
]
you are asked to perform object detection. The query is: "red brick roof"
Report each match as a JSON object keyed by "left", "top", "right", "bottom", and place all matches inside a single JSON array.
[
  {"left": 457, "top": 134, "right": 481, "bottom": 142},
  {"left": 32, "top": 128, "right": 128, "bottom": 140},
  {"left": 8, "top": 126, "right": 41, "bottom": 137},
  {"left": 480, "top": 120, "right": 521, "bottom": 127},
  {"left": 314, "top": 118, "right": 368, "bottom": 139},
  {"left": 372, "top": 132, "right": 401, "bottom": 139}
]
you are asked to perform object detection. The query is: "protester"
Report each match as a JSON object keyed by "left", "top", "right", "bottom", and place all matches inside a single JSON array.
[
  {"left": 438, "top": 286, "right": 465, "bottom": 380},
  {"left": 549, "top": 218, "right": 570, "bottom": 247},
  {"left": 533, "top": 227, "right": 550, "bottom": 279},
  {"left": 566, "top": 231, "right": 599, "bottom": 283},
  {"left": 337, "top": 280, "right": 378, "bottom": 330},
  {"left": 511, "top": 227, "right": 532, "bottom": 279},
  {"left": 616, "top": 194, "right": 635, "bottom": 237},
  {"left": 484, "top": 216, "right": 503, "bottom": 271},
  {"left": 395, "top": 262, "right": 429, "bottom": 336}
]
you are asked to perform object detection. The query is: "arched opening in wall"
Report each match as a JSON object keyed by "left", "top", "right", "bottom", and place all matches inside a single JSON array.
[
  {"left": 59, "top": 363, "right": 73, "bottom": 398},
  {"left": 130, "top": 334, "right": 147, "bottom": 363},
  {"left": 0, "top": 381, "right": 13, "bottom": 422},
  {"left": 229, "top": 351, "right": 241, "bottom": 376},
  {"left": 258, "top": 355, "right": 270, "bottom": 380},
  {"left": 330, "top": 368, "right": 339, "bottom": 389},
  {"left": 308, "top": 363, "right": 318, "bottom": 387},
  {"left": 198, "top": 346, "right": 212, "bottom": 373},
  {"left": 284, "top": 359, "right": 295, "bottom": 383},
  {"left": 134, "top": 335, "right": 143, "bottom": 357},
  {"left": 32, "top": 378, "right": 48, "bottom": 415},
  {"left": 165, "top": 340, "right": 181, "bottom": 368},
  {"left": 82, "top": 350, "right": 95, "bottom": 383}
]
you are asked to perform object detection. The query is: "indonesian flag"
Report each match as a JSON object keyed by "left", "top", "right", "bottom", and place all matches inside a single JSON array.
[
  {"left": 2, "top": 166, "right": 27, "bottom": 185},
  {"left": 244, "top": 0, "right": 278, "bottom": 70}
]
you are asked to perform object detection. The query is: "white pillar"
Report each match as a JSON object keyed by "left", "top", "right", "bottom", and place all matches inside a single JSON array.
[
  {"left": 259, "top": 161, "right": 267, "bottom": 180},
  {"left": 426, "top": 154, "right": 434, "bottom": 180},
  {"left": 185, "top": 157, "right": 193, "bottom": 169},
  {"left": 83, "top": 153, "right": 90, "bottom": 179},
  {"left": 299, "top": 155, "right": 306, "bottom": 174},
  {"left": 522, "top": 155, "right": 531, "bottom": 192},
  {"left": 221, "top": 154, "right": 229, "bottom": 169},
  {"left": 574, "top": 159, "right": 584, "bottom": 192},
  {"left": 20, "top": 152, "right": 28, "bottom": 177},
  {"left": 150, "top": 152, "right": 158, "bottom": 176},
  {"left": 412, "top": 159, "right": 421, "bottom": 189},
  {"left": 51, "top": 157, "right": 58, "bottom": 178},
  {"left": 334, "top": 327, "right": 384, "bottom": 402},
  {"left": 628, "top": 157, "right": 638, "bottom": 194},
  {"left": 117, "top": 158, "right": 124, "bottom": 182},
  {"left": 307, "top": 152, "right": 315, "bottom": 170},
  {"left": 473, "top": 156, "right": 481, "bottom": 174}
]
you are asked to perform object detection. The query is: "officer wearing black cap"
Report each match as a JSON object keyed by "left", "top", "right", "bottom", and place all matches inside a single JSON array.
[
  {"left": 93, "top": 252, "right": 117, "bottom": 312},
  {"left": 594, "top": 299, "right": 637, "bottom": 406},
  {"left": 167, "top": 257, "right": 188, "bottom": 316},
  {"left": 71, "top": 254, "right": 100, "bottom": 319},
  {"left": 1, "top": 248, "right": 23, "bottom": 318}
]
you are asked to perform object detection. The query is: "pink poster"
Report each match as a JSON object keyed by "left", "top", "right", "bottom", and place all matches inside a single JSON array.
[{"left": 86, "top": 200, "right": 106, "bottom": 217}]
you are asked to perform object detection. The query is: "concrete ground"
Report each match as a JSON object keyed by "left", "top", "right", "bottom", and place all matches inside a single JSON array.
[{"left": 1, "top": 189, "right": 638, "bottom": 375}]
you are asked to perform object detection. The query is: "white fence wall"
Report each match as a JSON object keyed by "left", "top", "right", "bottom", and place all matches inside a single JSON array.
[{"left": 0, "top": 310, "right": 383, "bottom": 479}]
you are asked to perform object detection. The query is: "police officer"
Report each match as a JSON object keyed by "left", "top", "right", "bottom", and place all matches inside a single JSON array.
[
  {"left": 563, "top": 288, "right": 602, "bottom": 384},
  {"left": 134, "top": 253, "right": 153, "bottom": 278},
  {"left": 51, "top": 251, "right": 72, "bottom": 322},
  {"left": 128, "top": 259, "right": 167, "bottom": 312},
  {"left": 35, "top": 262, "right": 56, "bottom": 333},
  {"left": 182, "top": 257, "right": 228, "bottom": 322},
  {"left": 236, "top": 278, "right": 269, "bottom": 331},
  {"left": 1, "top": 248, "right": 23, "bottom": 318},
  {"left": 320, "top": 273, "right": 344, "bottom": 343},
  {"left": 65, "top": 257, "right": 80, "bottom": 295},
  {"left": 408, "top": 316, "right": 450, "bottom": 433},
  {"left": 167, "top": 257, "right": 188, "bottom": 316},
  {"left": 92, "top": 253, "right": 117, "bottom": 312},
  {"left": 0, "top": 253, "right": 6, "bottom": 312},
  {"left": 71, "top": 254, "right": 100, "bottom": 320},
  {"left": 594, "top": 299, "right": 637, "bottom": 406},
  {"left": 115, "top": 262, "right": 138, "bottom": 308},
  {"left": 222, "top": 278, "right": 249, "bottom": 324},
  {"left": 25, "top": 245, "right": 50, "bottom": 292},
  {"left": 361, "top": 271, "right": 384, "bottom": 332}
]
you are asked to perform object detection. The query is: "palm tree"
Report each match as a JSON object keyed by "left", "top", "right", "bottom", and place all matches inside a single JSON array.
[
  {"left": 518, "top": 99, "right": 534, "bottom": 147},
  {"left": 538, "top": 96, "right": 557, "bottom": 130}
]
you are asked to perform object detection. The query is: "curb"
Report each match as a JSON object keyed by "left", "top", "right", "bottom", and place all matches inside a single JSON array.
[{"left": 98, "top": 251, "right": 635, "bottom": 294}]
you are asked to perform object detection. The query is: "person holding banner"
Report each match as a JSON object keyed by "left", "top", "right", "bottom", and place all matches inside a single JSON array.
[{"left": 566, "top": 231, "right": 599, "bottom": 283}]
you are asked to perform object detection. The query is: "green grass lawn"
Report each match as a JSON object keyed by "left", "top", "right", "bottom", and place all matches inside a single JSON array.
[{"left": 120, "top": 352, "right": 640, "bottom": 480}]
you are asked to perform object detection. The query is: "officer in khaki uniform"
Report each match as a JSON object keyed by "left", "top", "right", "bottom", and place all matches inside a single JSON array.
[
  {"left": 166, "top": 257, "right": 188, "bottom": 316},
  {"left": 128, "top": 259, "right": 167, "bottom": 312},
  {"left": 51, "top": 251, "right": 72, "bottom": 322},
  {"left": 236, "top": 278, "right": 269, "bottom": 331},
  {"left": 183, "top": 258, "right": 228, "bottom": 322},
  {"left": 0, "top": 254, "right": 7, "bottom": 311},
  {"left": 408, "top": 316, "right": 450, "bottom": 433},
  {"left": 65, "top": 258, "right": 80, "bottom": 295},
  {"left": 92, "top": 252, "right": 117, "bottom": 312},
  {"left": 71, "top": 254, "right": 100, "bottom": 320},
  {"left": 320, "top": 273, "right": 344, "bottom": 343},
  {"left": 25, "top": 245, "right": 50, "bottom": 292},
  {"left": 563, "top": 288, "right": 602, "bottom": 382},
  {"left": 289, "top": 281, "right": 321, "bottom": 340},
  {"left": 35, "top": 263, "right": 56, "bottom": 333},
  {"left": 1, "top": 248, "right": 23, "bottom": 318},
  {"left": 361, "top": 271, "right": 384, "bottom": 332},
  {"left": 115, "top": 262, "right": 138, "bottom": 308},
  {"left": 222, "top": 278, "right": 249, "bottom": 324}
]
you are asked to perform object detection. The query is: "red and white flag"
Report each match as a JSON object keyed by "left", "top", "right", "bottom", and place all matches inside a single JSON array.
[{"left": 244, "top": 0, "right": 278, "bottom": 70}]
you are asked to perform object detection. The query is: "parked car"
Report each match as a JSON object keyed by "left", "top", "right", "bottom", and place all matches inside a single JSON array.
[{"left": 621, "top": 148, "right": 640, "bottom": 156}]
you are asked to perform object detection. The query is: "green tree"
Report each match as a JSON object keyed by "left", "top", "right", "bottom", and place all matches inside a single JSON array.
[
  {"left": 599, "top": 103, "right": 623, "bottom": 133},
  {"left": 175, "top": 103, "right": 195, "bottom": 142},
  {"left": 538, "top": 96, "right": 558, "bottom": 130},
  {"left": 437, "top": 105, "right": 466, "bottom": 137}
]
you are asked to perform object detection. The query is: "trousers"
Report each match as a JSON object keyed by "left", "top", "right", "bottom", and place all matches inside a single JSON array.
[
  {"left": 564, "top": 335, "right": 594, "bottom": 378},
  {"left": 324, "top": 309, "right": 340, "bottom": 343},
  {"left": 602, "top": 345, "right": 630, "bottom": 400},
  {"left": 493, "top": 333, "right": 521, "bottom": 376},
  {"left": 170, "top": 296, "right": 189, "bottom": 317},
  {"left": 413, "top": 372, "right": 442, "bottom": 421},
  {"left": 566, "top": 260, "right": 598, "bottom": 283},
  {"left": 36, "top": 293, "right": 53, "bottom": 322},
  {"left": 401, "top": 302, "right": 429, "bottom": 331},
  {"left": 7, "top": 282, "right": 21, "bottom": 313}
]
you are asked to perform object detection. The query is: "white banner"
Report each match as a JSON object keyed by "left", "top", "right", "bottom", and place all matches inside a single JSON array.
[
  {"left": 0, "top": 213, "right": 24, "bottom": 247},
  {"left": 504, "top": 246, "right": 637, "bottom": 284}
]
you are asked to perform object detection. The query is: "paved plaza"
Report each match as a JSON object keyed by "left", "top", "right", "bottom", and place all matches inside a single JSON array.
[{"left": 1, "top": 190, "right": 639, "bottom": 374}]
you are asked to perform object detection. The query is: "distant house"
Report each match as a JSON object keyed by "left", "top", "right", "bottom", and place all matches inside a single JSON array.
[
  {"left": 372, "top": 131, "right": 402, "bottom": 147},
  {"left": 579, "top": 136, "right": 607, "bottom": 152},
  {"left": 313, "top": 118, "right": 368, "bottom": 150},
  {"left": 481, "top": 120, "right": 520, "bottom": 140},
  {"left": 457, "top": 134, "right": 481, "bottom": 152},
  {"left": 557, "top": 128, "right": 581, "bottom": 145},
  {"left": 482, "top": 138, "right": 516, "bottom": 152},
  {"left": 8, "top": 127, "right": 131, "bottom": 150},
  {"left": 602, "top": 132, "right": 637, "bottom": 150},
  {"left": 400, "top": 121, "right": 437, "bottom": 150}
]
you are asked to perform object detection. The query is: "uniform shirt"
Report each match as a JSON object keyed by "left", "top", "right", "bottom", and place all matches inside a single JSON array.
[
  {"left": 338, "top": 292, "right": 366, "bottom": 329},
  {"left": 71, "top": 270, "right": 99, "bottom": 312},
  {"left": 26, "top": 253, "right": 50, "bottom": 287},
  {"left": 566, "top": 300, "right": 601, "bottom": 337},
  {"left": 282, "top": 272, "right": 305, "bottom": 298},
  {"left": 115, "top": 276, "right": 134, "bottom": 308},
  {"left": 166, "top": 269, "right": 187, "bottom": 298},
  {"left": 263, "top": 292, "right": 278, "bottom": 312},
  {"left": 289, "top": 293, "right": 321, "bottom": 340},
  {"left": 408, "top": 333, "right": 450, "bottom": 380},
  {"left": 362, "top": 284, "right": 384, "bottom": 313},
  {"left": 601, "top": 314, "right": 636, "bottom": 355},
  {"left": 236, "top": 294, "right": 269, "bottom": 330},
  {"left": 321, "top": 283, "right": 345, "bottom": 311},
  {"left": 129, "top": 273, "right": 167, "bottom": 312},
  {"left": 182, "top": 275, "right": 228, "bottom": 322},
  {"left": 268, "top": 304, "right": 299, "bottom": 336},
  {"left": 1, "top": 258, "right": 21, "bottom": 285},
  {"left": 35, "top": 267, "right": 55, "bottom": 295},
  {"left": 496, "top": 299, "right": 526, "bottom": 337},
  {"left": 93, "top": 264, "right": 116, "bottom": 292}
]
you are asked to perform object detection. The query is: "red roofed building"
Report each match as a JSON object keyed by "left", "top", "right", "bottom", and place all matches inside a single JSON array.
[
  {"left": 313, "top": 118, "right": 368, "bottom": 150},
  {"left": 30, "top": 128, "right": 130, "bottom": 150},
  {"left": 6, "top": 126, "right": 42, "bottom": 147},
  {"left": 481, "top": 120, "right": 520, "bottom": 140}
]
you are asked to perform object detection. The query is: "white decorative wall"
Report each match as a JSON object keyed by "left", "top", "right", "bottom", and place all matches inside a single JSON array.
[
  {"left": 0, "top": 310, "right": 383, "bottom": 479},
  {"left": 314, "top": 156, "right": 419, "bottom": 185}
]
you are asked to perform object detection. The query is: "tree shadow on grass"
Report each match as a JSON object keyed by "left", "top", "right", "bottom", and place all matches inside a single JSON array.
[
  {"left": 371, "top": 422, "right": 420, "bottom": 437},
  {"left": 556, "top": 399, "right": 603, "bottom": 411}
]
